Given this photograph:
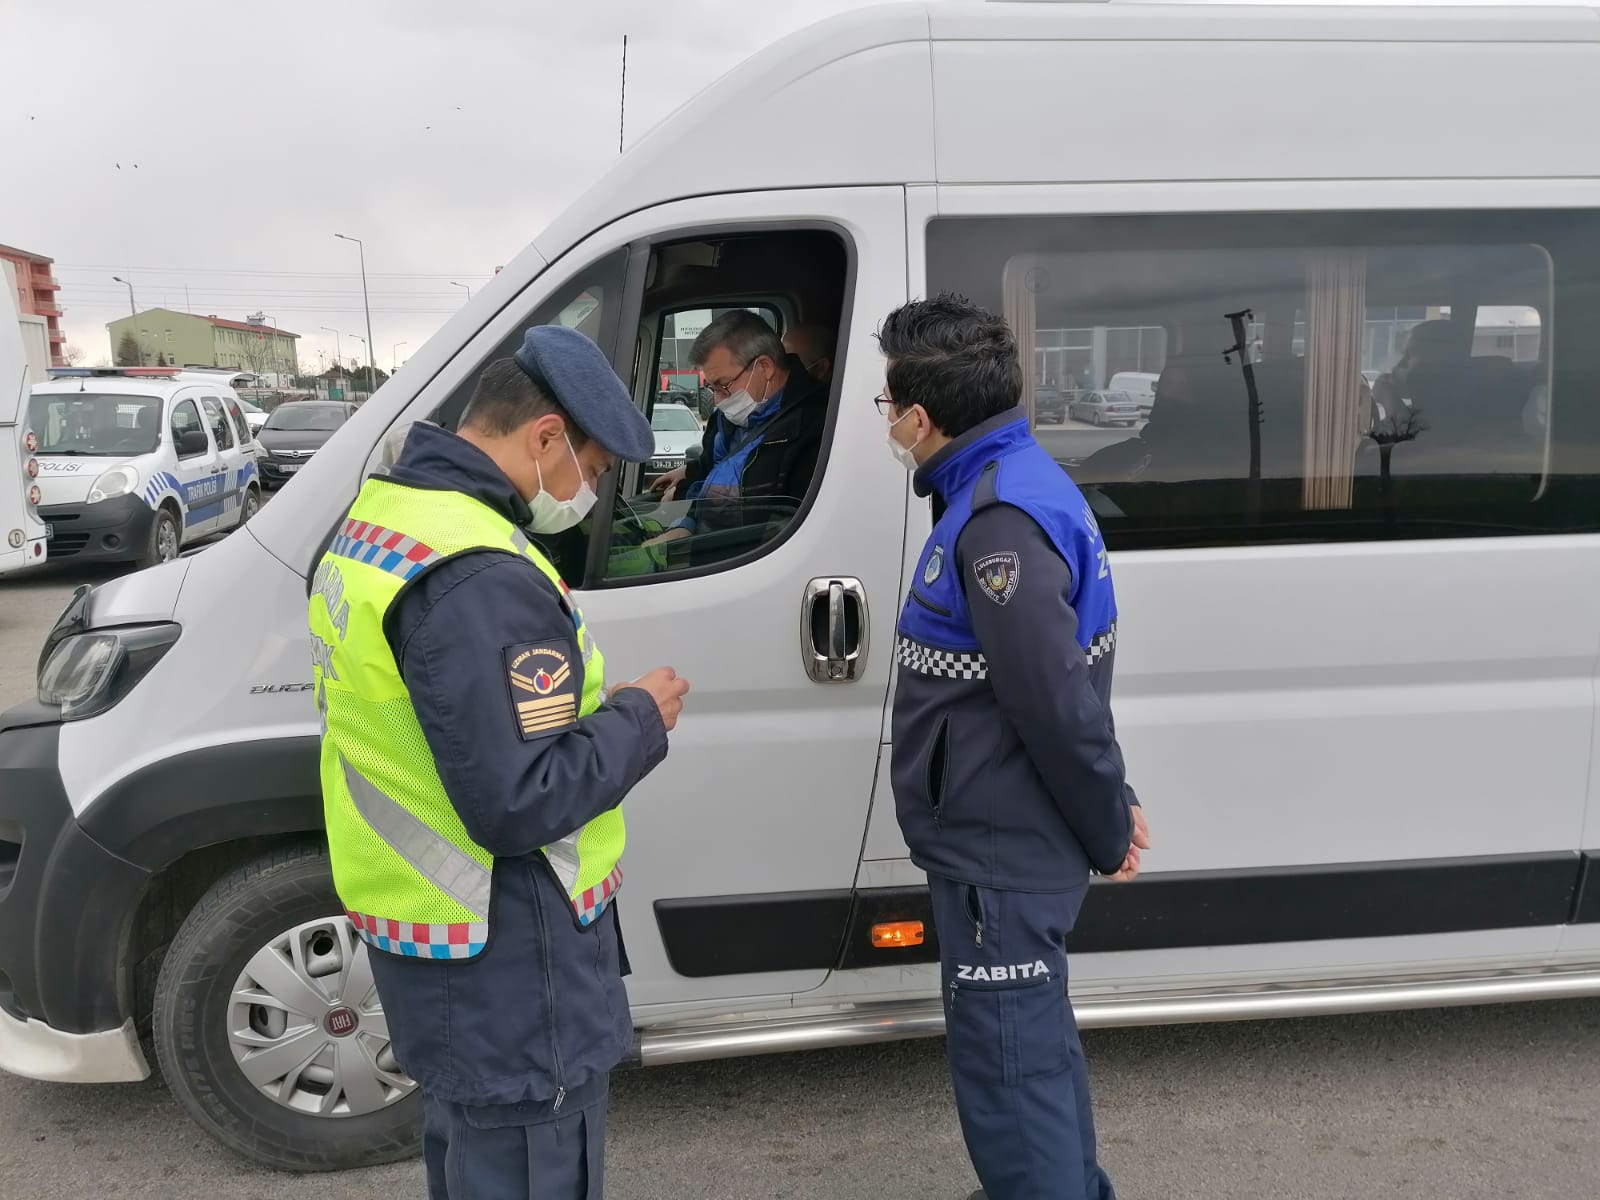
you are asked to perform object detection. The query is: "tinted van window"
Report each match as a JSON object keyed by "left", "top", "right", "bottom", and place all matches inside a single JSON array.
[{"left": 928, "top": 211, "right": 1600, "bottom": 549}]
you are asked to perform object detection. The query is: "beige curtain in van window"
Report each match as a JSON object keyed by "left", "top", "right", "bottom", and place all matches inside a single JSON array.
[
  {"left": 1302, "top": 250, "right": 1367, "bottom": 510},
  {"left": 1003, "top": 258, "right": 1039, "bottom": 424}
]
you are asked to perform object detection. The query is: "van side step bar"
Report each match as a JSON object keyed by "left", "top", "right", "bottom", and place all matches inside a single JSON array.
[{"left": 629, "top": 964, "right": 1600, "bottom": 1067}]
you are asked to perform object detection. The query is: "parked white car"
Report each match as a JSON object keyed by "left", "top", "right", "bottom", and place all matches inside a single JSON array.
[
  {"left": 648, "top": 401, "right": 703, "bottom": 473},
  {"left": 29, "top": 367, "right": 262, "bottom": 568}
]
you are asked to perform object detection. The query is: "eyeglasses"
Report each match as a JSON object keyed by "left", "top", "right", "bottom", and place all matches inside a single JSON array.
[
  {"left": 874, "top": 393, "right": 895, "bottom": 416},
  {"left": 706, "top": 360, "right": 755, "bottom": 399}
]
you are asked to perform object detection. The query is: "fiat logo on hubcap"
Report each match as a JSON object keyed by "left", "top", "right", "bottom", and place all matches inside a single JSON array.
[{"left": 325, "top": 1007, "right": 359, "bottom": 1037}]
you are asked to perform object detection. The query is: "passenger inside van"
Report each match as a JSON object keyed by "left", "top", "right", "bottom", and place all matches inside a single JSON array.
[{"left": 782, "top": 322, "right": 836, "bottom": 386}]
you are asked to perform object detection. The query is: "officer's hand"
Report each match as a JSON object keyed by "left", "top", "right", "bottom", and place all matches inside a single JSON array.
[
  {"left": 649, "top": 466, "right": 687, "bottom": 495},
  {"left": 619, "top": 666, "right": 691, "bottom": 732},
  {"left": 1131, "top": 805, "right": 1152, "bottom": 851},
  {"left": 1105, "top": 844, "right": 1141, "bottom": 884}
]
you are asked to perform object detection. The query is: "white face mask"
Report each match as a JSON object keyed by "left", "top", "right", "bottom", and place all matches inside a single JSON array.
[
  {"left": 887, "top": 409, "right": 924, "bottom": 471},
  {"left": 526, "top": 435, "right": 596, "bottom": 534},
  {"left": 716, "top": 360, "right": 770, "bottom": 427}
]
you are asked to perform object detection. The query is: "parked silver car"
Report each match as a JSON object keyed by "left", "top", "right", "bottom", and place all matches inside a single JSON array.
[{"left": 1067, "top": 389, "right": 1141, "bottom": 427}]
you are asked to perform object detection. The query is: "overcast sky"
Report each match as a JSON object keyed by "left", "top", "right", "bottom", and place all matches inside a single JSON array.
[
  {"left": 1, "top": 0, "right": 888, "bottom": 371},
  {"left": 2, "top": 0, "right": 1558, "bottom": 372}
]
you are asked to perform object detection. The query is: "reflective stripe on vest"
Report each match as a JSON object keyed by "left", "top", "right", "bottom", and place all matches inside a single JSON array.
[{"left": 341, "top": 756, "right": 491, "bottom": 918}]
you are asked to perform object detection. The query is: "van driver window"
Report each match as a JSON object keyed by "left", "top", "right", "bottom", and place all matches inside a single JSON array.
[
  {"left": 928, "top": 211, "right": 1600, "bottom": 550},
  {"left": 425, "top": 230, "right": 849, "bottom": 588}
]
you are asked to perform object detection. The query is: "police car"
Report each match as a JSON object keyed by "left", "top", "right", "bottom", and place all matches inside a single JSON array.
[{"left": 30, "top": 367, "right": 262, "bottom": 568}]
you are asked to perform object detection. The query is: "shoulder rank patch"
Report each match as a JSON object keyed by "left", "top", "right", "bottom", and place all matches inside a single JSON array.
[
  {"left": 923, "top": 544, "right": 944, "bottom": 586},
  {"left": 504, "top": 642, "right": 578, "bottom": 740},
  {"left": 973, "top": 551, "right": 1021, "bottom": 606}
]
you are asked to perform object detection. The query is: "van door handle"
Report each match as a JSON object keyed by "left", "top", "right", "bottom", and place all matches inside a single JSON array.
[{"left": 802, "top": 576, "right": 869, "bottom": 683}]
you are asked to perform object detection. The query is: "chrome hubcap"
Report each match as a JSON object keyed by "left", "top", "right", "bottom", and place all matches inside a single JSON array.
[
  {"left": 227, "top": 916, "right": 415, "bottom": 1117},
  {"left": 158, "top": 520, "right": 179, "bottom": 561}
]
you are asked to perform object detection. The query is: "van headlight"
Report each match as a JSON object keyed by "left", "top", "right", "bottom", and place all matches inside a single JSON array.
[
  {"left": 87, "top": 465, "right": 140, "bottom": 504},
  {"left": 37, "top": 624, "right": 181, "bottom": 721}
]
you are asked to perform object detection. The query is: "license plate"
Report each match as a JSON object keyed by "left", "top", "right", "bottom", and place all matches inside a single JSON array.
[
  {"left": 44, "top": 523, "right": 53, "bottom": 538},
  {"left": 282, "top": 463, "right": 302, "bottom": 474},
  {"left": 649, "top": 458, "right": 675, "bottom": 471}
]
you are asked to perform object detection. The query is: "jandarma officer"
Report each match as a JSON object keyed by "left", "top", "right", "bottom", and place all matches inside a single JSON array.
[{"left": 310, "top": 325, "right": 690, "bottom": 1200}]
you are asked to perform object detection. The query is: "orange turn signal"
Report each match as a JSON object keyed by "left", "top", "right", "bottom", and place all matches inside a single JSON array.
[{"left": 871, "top": 921, "right": 925, "bottom": 949}]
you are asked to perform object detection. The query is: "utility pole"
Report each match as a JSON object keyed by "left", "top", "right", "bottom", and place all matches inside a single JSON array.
[
  {"left": 334, "top": 233, "right": 376, "bottom": 381},
  {"left": 112, "top": 275, "right": 136, "bottom": 317}
]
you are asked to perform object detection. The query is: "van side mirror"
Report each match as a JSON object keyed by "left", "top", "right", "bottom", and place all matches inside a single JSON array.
[{"left": 178, "top": 431, "right": 210, "bottom": 458}]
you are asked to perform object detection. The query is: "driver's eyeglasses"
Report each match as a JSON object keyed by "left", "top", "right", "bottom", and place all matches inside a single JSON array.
[
  {"left": 706, "top": 361, "right": 754, "bottom": 399},
  {"left": 874, "top": 393, "right": 895, "bottom": 417}
]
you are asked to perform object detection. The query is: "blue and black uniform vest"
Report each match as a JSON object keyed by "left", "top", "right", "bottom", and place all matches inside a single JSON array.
[{"left": 891, "top": 411, "right": 1126, "bottom": 891}]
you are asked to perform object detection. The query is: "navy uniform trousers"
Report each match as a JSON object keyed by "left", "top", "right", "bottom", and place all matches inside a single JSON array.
[
  {"left": 929, "top": 873, "right": 1116, "bottom": 1200},
  {"left": 421, "top": 1075, "right": 608, "bottom": 1200}
]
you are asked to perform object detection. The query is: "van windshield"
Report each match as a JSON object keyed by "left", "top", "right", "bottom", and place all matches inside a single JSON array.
[{"left": 29, "top": 393, "right": 162, "bottom": 456}]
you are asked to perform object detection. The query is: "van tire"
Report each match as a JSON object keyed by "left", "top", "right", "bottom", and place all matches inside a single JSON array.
[
  {"left": 152, "top": 843, "right": 423, "bottom": 1172},
  {"left": 141, "top": 505, "right": 181, "bottom": 569},
  {"left": 238, "top": 485, "right": 261, "bottom": 526}
]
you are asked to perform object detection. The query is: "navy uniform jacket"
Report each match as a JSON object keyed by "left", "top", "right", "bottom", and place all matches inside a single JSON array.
[
  {"left": 891, "top": 410, "right": 1138, "bottom": 892},
  {"left": 360, "top": 422, "right": 666, "bottom": 1108}
]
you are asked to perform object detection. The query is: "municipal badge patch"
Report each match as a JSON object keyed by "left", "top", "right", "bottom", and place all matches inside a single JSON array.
[
  {"left": 923, "top": 545, "right": 944, "bottom": 586},
  {"left": 504, "top": 642, "right": 578, "bottom": 740},
  {"left": 973, "top": 551, "right": 1021, "bottom": 606}
]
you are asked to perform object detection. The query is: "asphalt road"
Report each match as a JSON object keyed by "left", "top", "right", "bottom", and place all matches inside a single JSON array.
[{"left": 2, "top": 561, "right": 1599, "bottom": 1199}]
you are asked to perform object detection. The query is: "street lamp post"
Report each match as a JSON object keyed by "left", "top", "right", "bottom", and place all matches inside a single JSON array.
[
  {"left": 450, "top": 281, "right": 471, "bottom": 302},
  {"left": 334, "top": 234, "right": 376, "bottom": 382},
  {"left": 392, "top": 341, "right": 407, "bottom": 374},
  {"left": 112, "top": 276, "right": 137, "bottom": 317}
]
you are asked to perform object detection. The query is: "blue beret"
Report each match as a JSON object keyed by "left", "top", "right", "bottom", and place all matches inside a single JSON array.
[{"left": 513, "top": 325, "right": 655, "bottom": 463}]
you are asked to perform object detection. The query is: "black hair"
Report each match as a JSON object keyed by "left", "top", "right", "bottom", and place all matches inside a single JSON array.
[
  {"left": 459, "top": 357, "right": 587, "bottom": 445},
  {"left": 875, "top": 293, "right": 1021, "bottom": 437}
]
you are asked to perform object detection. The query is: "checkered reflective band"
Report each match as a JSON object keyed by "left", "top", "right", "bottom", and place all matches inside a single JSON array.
[
  {"left": 576, "top": 866, "right": 624, "bottom": 927},
  {"left": 896, "top": 624, "right": 1118, "bottom": 681},
  {"left": 895, "top": 636, "right": 990, "bottom": 680},
  {"left": 330, "top": 519, "right": 442, "bottom": 583},
  {"left": 347, "top": 910, "right": 488, "bottom": 959},
  {"left": 1085, "top": 623, "right": 1117, "bottom": 666}
]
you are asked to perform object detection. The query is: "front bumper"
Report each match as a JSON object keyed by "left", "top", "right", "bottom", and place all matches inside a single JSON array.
[
  {"left": 0, "top": 1009, "right": 147, "bottom": 1084},
  {"left": 259, "top": 456, "right": 311, "bottom": 486},
  {"left": 0, "top": 720, "right": 152, "bottom": 1083},
  {"left": 38, "top": 495, "right": 155, "bottom": 563}
]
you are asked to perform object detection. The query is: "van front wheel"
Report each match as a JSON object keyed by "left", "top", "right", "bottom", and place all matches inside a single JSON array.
[{"left": 152, "top": 843, "right": 422, "bottom": 1172}]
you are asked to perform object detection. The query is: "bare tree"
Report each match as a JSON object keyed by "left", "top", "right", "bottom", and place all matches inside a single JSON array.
[
  {"left": 236, "top": 329, "right": 277, "bottom": 378},
  {"left": 62, "top": 343, "right": 85, "bottom": 366}
]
